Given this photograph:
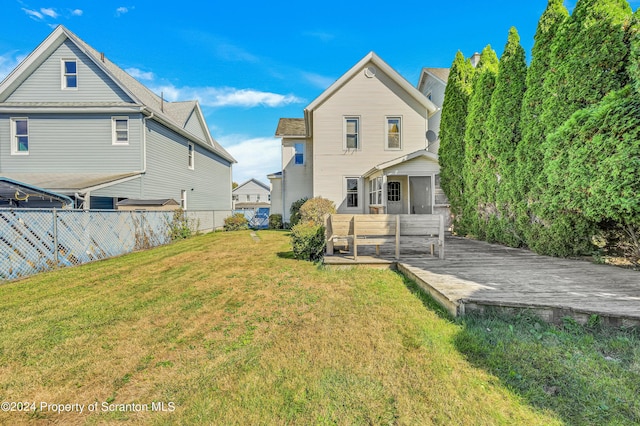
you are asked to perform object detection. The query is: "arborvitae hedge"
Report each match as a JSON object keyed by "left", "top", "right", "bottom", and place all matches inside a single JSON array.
[
  {"left": 460, "top": 46, "right": 499, "bottom": 238},
  {"left": 483, "top": 27, "right": 527, "bottom": 246},
  {"left": 438, "top": 51, "right": 474, "bottom": 230},
  {"left": 515, "top": 0, "right": 568, "bottom": 244}
]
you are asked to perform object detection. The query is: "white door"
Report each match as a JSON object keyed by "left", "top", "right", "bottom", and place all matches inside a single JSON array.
[
  {"left": 387, "top": 180, "right": 402, "bottom": 214},
  {"left": 409, "top": 176, "right": 432, "bottom": 214}
]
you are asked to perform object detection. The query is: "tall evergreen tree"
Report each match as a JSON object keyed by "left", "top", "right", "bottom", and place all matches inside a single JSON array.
[
  {"left": 515, "top": 0, "right": 568, "bottom": 246},
  {"left": 540, "top": 0, "right": 632, "bottom": 133},
  {"left": 438, "top": 51, "right": 474, "bottom": 231},
  {"left": 535, "top": 0, "right": 634, "bottom": 256},
  {"left": 484, "top": 27, "right": 527, "bottom": 246},
  {"left": 460, "top": 45, "right": 499, "bottom": 238}
]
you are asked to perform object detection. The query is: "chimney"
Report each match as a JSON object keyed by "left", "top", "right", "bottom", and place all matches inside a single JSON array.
[
  {"left": 100, "top": 52, "right": 105, "bottom": 62},
  {"left": 470, "top": 52, "right": 481, "bottom": 68}
]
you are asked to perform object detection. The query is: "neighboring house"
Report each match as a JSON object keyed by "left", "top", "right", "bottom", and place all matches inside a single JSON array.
[
  {"left": 232, "top": 178, "right": 270, "bottom": 210},
  {"left": 0, "top": 176, "right": 73, "bottom": 208},
  {"left": 0, "top": 25, "right": 235, "bottom": 210},
  {"left": 271, "top": 52, "right": 451, "bottom": 225}
]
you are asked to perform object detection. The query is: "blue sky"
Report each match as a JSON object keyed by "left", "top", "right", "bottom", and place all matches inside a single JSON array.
[{"left": 1, "top": 1, "right": 635, "bottom": 184}]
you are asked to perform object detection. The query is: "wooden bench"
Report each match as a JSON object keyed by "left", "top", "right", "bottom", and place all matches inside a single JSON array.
[{"left": 324, "top": 214, "right": 444, "bottom": 260}]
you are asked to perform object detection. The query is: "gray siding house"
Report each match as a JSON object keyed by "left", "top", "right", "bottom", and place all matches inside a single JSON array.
[{"left": 0, "top": 25, "right": 235, "bottom": 210}]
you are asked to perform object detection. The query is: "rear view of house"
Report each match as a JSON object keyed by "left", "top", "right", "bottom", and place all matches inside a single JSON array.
[
  {"left": 0, "top": 25, "right": 235, "bottom": 211},
  {"left": 271, "top": 52, "right": 450, "bottom": 225}
]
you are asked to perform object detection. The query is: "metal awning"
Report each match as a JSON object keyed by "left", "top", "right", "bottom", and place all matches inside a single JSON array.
[{"left": 0, "top": 177, "right": 74, "bottom": 208}]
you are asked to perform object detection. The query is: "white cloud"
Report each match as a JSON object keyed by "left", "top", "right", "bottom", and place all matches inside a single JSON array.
[
  {"left": 223, "top": 136, "right": 281, "bottom": 184},
  {"left": 0, "top": 52, "right": 26, "bottom": 81},
  {"left": 125, "top": 67, "right": 155, "bottom": 81},
  {"left": 40, "top": 8, "right": 58, "bottom": 18},
  {"left": 71, "top": 9, "right": 83, "bottom": 16},
  {"left": 153, "top": 84, "right": 303, "bottom": 108},
  {"left": 22, "top": 8, "right": 44, "bottom": 20},
  {"left": 116, "top": 7, "right": 129, "bottom": 16}
]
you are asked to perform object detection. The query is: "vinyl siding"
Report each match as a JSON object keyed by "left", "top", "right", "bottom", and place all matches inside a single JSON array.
[
  {"left": 141, "top": 120, "right": 232, "bottom": 210},
  {"left": 0, "top": 113, "right": 142, "bottom": 173},
  {"left": 269, "top": 178, "right": 283, "bottom": 215},
  {"left": 184, "top": 111, "right": 208, "bottom": 143},
  {"left": 233, "top": 180, "right": 270, "bottom": 202},
  {"left": 312, "top": 63, "right": 430, "bottom": 213},
  {"left": 419, "top": 76, "right": 446, "bottom": 154},
  {"left": 6, "top": 40, "right": 132, "bottom": 103},
  {"left": 282, "top": 138, "right": 313, "bottom": 222}
]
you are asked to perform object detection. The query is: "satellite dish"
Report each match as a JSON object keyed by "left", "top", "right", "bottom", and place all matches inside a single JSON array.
[{"left": 426, "top": 130, "right": 437, "bottom": 143}]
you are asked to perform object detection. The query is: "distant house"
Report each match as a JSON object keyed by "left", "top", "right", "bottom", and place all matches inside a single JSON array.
[
  {"left": 0, "top": 25, "right": 235, "bottom": 210},
  {"left": 270, "top": 52, "right": 451, "bottom": 225},
  {"left": 232, "top": 178, "right": 270, "bottom": 210}
]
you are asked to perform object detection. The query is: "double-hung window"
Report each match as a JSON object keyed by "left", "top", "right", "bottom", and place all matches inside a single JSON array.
[
  {"left": 11, "top": 118, "right": 29, "bottom": 155},
  {"left": 344, "top": 117, "right": 359, "bottom": 150},
  {"left": 188, "top": 142, "right": 195, "bottom": 169},
  {"left": 346, "top": 177, "right": 359, "bottom": 208},
  {"left": 386, "top": 117, "right": 401, "bottom": 150},
  {"left": 112, "top": 117, "right": 129, "bottom": 145},
  {"left": 62, "top": 59, "right": 78, "bottom": 89},
  {"left": 294, "top": 143, "right": 304, "bottom": 165}
]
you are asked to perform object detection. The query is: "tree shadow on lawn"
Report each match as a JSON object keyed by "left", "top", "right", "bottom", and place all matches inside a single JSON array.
[{"left": 399, "top": 273, "right": 640, "bottom": 425}]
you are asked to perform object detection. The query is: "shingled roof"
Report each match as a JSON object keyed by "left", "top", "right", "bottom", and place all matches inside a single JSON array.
[
  {"left": 275, "top": 118, "right": 307, "bottom": 137},
  {"left": 422, "top": 68, "right": 450, "bottom": 83}
]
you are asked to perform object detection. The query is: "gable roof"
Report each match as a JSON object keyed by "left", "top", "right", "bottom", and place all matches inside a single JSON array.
[
  {"left": 233, "top": 178, "right": 270, "bottom": 193},
  {"left": 362, "top": 149, "right": 439, "bottom": 178},
  {"left": 417, "top": 67, "right": 450, "bottom": 93},
  {"left": 0, "top": 25, "right": 235, "bottom": 164},
  {"left": 305, "top": 52, "right": 438, "bottom": 117},
  {"left": 275, "top": 118, "right": 307, "bottom": 137}
]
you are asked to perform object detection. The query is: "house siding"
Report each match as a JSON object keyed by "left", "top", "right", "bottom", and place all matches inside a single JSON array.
[
  {"left": 282, "top": 138, "right": 313, "bottom": 222},
  {"left": 233, "top": 180, "right": 270, "bottom": 204},
  {"left": 419, "top": 76, "right": 446, "bottom": 154},
  {"left": 184, "top": 111, "right": 208, "bottom": 143},
  {"left": 0, "top": 113, "right": 142, "bottom": 173},
  {"left": 6, "top": 40, "right": 131, "bottom": 104},
  {"left": 136, "top": 120, "right": 232, "bottom": 211},
  {"left": 312, "top": 63, "right": 429, "bottom": 214}
]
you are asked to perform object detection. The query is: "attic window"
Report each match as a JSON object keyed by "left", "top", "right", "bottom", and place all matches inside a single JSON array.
[{"left": 62, "top": 60, "right": 78, "bottom": 89}]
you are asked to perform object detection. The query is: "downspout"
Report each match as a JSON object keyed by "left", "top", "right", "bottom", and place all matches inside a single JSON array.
[{"left": 141, "top": 109, "right": 154, "bottom": 173}]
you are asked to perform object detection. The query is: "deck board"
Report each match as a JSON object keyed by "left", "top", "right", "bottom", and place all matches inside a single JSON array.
[{"left": 324, "top": 236, "right": 640, "bottom": 326}]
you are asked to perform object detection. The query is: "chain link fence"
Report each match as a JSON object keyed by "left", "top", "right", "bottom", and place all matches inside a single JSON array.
[{"left": 0, "top": 209, "right": 173, "bottom": 281}]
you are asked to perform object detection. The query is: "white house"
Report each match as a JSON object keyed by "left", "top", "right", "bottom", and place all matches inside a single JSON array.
[
  {"left": 232, "top": 178, "right": 270, "bottom": 210},
  {"left": 271, "top": 52, "right": 451, "bottom": 225}
]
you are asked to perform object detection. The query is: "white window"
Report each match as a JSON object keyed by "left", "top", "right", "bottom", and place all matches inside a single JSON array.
[
  {"left": 294, "top": 143, "right": 304, "bottom": 165},
  {"left": 11, "top": 117, "right": 29, "bottom": 155},
  {"left": 369, "top": 177, "right": 383, "bottom": 206},
  {"left": 344, "top": 117, "right": 360, "bottom": 150},
  {"left": 386, "top": 117, "right": 401, "bottom": 150},
  {"left": 388, "top": 181, "right": 401, "bottom": 202},
  {"left": 181, "top": 190, "right": 187, "bottom": 210},
  {"left": 188, "top": 142, "right": 195, "bottom": 169},
  {"left": 112, "top": 117, "right": 129, "bottom": 145},
  {"left": 246, "top": 194, "right": 250, "bottom": 201},
  {"left": 257, "top": 194, "right": 261, "bottom": 202},
  {"left": 62, "top": 59, "right": 78, "bottom": 89},
  {"left": 346, "top": 177, "right": 359, "bottom": 208}
]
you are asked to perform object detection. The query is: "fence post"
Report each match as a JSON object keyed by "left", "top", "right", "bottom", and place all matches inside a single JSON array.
[{"left": 52, "top": 208, "right": 59, "bottom": 268}]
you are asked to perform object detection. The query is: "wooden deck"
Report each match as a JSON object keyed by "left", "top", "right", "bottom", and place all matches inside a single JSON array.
[{"left": 324, "top": 236, "right": 640, "bottom": 327}]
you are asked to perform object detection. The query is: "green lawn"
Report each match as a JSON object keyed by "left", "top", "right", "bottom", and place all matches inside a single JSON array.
[{"left": 0, "top": 230, "right": 637, "bottom": 425}]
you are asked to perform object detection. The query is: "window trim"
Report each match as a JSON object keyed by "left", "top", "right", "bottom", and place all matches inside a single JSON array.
[
  {"left": 385, "top": 116, "right": 402, "bottom": 150},
  {"left": 111, "top": 117, "right": 129, "bottom": 145},
  {"left": 181, "top": 190, "right": 188, "bottom": 210},
  {"left": 188, "top": 142, "right": 195, "bottom": 169},
  {"left": 345, "top": 177, "right": 360, "bottom": 209},
  {"left": 61, "top": 59, "right": 78, "bottom": 90},
  {"left": 293, "top": 142, "right": 305, "bottom": 165},
  {"left": 10, "top": 117, "right": 29, "bottom": 155},
  {"left": 368, "top": 177, "right": 383, "bottom": 206},
  {"left": 387, "top": 181, "right": 401, "bottom": 202},
  {"left": 343, "top": 116, "right": 360, "bottom": 150}
]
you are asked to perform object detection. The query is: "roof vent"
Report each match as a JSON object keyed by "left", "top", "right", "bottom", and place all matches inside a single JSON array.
[{"left": 364, "top": 67, "right": 376, "bottom": 78}]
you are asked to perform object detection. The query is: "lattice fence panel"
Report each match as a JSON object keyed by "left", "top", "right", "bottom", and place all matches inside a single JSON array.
[{"left": 0, "top": 209, "right": 172, "bottom": 281}]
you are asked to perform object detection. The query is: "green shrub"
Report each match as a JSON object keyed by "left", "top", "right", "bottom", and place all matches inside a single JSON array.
[
  {"left": 268, "top": 214, "right": 283, "bottom": 230},
  {"left": 224, "top": 213, "right": 249, "bottom": 231},
  {"left": 169, "top": 209, "right": 195, "bottom": 240},
  {"left": 289, "top": 197, "right": 308, "bottom": 227},
  {"left": 299, "top": 197, "right": 336, "bottom": 226},
  {"left": 290, "top": 222, "right": 325, "bottom": 262}
]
